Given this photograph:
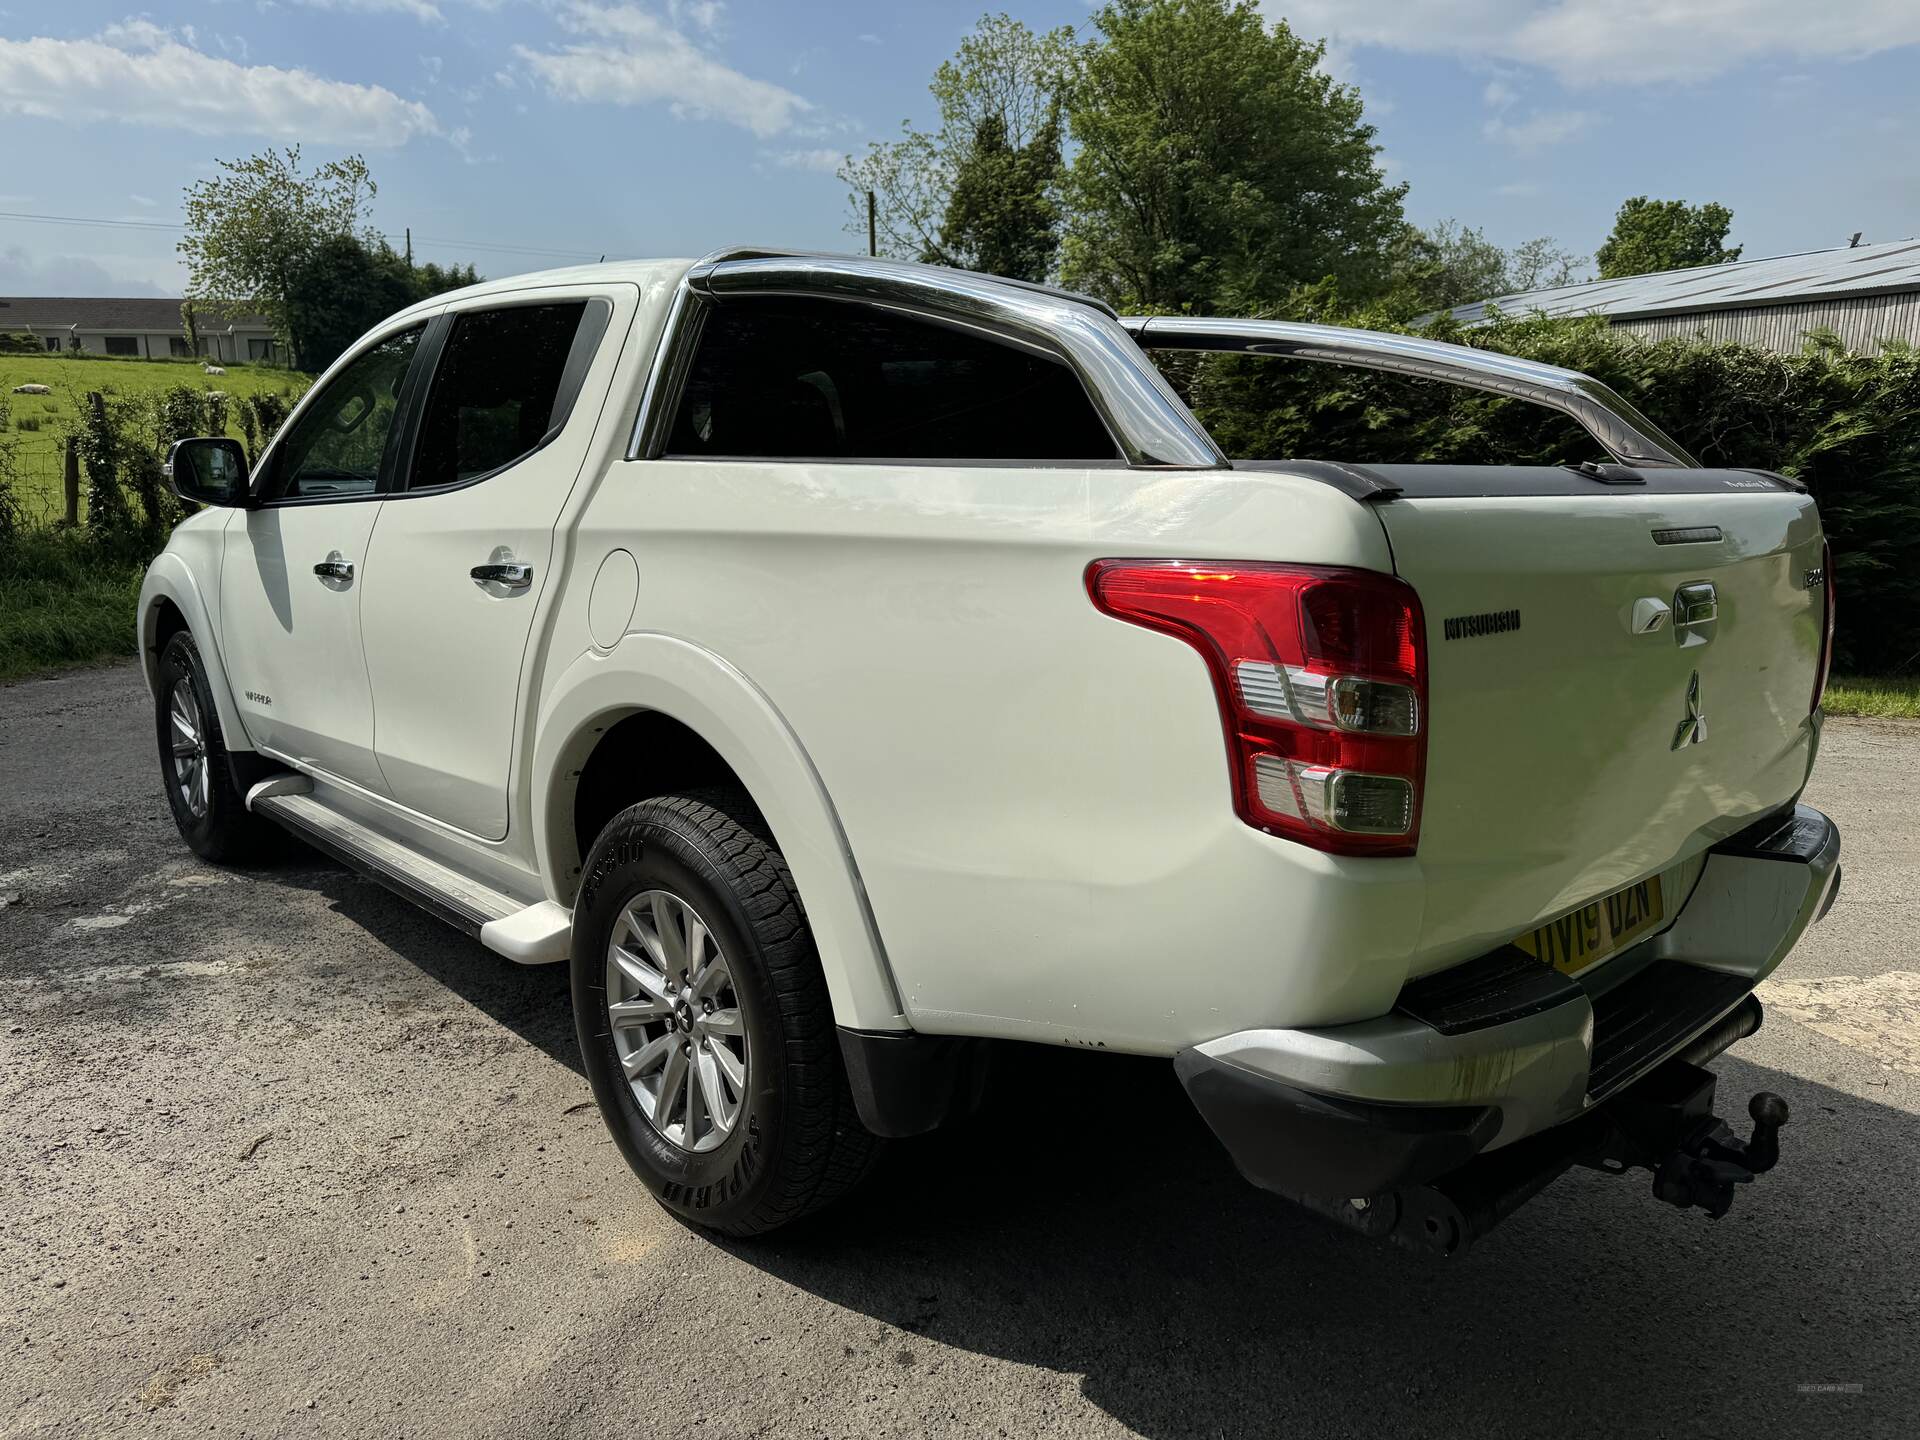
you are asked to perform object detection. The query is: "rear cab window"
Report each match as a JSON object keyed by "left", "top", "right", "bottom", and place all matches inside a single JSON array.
[{"left": 665, "top": 297, "right": 1118, "bottom": 463}]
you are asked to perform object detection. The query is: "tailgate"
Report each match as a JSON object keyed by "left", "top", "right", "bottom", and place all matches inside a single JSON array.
[{"left": 1369, "top": 470, "right": 1827, "bottom": 975}]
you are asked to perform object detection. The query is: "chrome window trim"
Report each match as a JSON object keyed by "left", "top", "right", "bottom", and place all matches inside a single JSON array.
[
  {"left": 1122, "top": 315, "right": 1697, "bottom": 470},
  {"left": 626, "top": 249, "right": 1227, "bottom": 469}
]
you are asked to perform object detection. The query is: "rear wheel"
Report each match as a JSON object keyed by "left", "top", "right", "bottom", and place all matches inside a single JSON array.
[
  {"left": 571, "top": 792, "right": 881, "bottom": 1235},
  {"left": 154, "top": 630, "right": 273, "bottom": 864}
]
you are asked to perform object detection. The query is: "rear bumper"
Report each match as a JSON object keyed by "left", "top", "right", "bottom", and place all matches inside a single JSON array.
[{"left": 1178, "top": 803, "right": 1840, "bottom": 1201}]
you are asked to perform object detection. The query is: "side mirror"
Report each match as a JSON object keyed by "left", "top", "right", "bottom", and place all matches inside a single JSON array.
[{"left": 164, "top": 437, "right": 251, "bottom": 508}]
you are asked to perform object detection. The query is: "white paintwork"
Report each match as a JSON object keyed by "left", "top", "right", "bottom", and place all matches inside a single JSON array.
[
  {"left": 1373, "top": 490, "right": 1823, "bottom": 980},
  {"left": 359, "top": 280, "right": 640, "bottom": 839},
  {"left": 221, "top": 499, "right": 390, "bottom": 792},
  {"left": 140, "top": 254, "right": 1833, "bottom": 1066}
]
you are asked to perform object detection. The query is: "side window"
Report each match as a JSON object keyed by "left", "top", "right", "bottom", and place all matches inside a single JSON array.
[
  {"left": 407, "top": 302, "right": 588, "bottom": 491},
  {"left": 268, "top": 324, "right": 424, "bottom": 501},
  {"left": 665, "top": 298, "right": 1118, "bottom": 462}
]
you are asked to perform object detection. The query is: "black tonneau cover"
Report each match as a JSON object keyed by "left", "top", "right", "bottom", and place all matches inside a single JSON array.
[{"left": 1233, "top": 461, "right": 1801, "bottom": 503}]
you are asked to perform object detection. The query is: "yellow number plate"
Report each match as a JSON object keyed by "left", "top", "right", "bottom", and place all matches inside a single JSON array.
[{"left": 1513, "top": 875, "right": 1665, "bottom": 976}]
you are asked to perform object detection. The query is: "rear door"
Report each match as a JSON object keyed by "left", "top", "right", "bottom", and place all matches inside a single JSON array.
[{"left": 358, "top": 289, "right": 625, "bottom": 839}]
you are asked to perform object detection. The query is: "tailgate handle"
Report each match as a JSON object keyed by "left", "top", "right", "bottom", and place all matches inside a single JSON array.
[{"left": 1673, "top": 581, "right": 1718, "bottom": 645}]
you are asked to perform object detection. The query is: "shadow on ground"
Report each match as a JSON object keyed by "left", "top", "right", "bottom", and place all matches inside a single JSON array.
[{"left": 268, "top": 852, "right": 1913, "bottom": 1438}]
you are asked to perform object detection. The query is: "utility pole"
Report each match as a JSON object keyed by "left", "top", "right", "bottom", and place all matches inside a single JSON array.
[
  {"left": 405, "top": 227, "right": 413, "bottom": 267},
  {"left": 866, "top": 190, "right": 877, "bottom": 258}
]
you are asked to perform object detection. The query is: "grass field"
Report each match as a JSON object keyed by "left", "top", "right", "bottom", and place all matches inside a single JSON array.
[
  {"left": 1, "top": 353, "right": 309, "bottom": 522},
  {"left": 1824, "top": 675, "right": 1920, "bottom": 719}
]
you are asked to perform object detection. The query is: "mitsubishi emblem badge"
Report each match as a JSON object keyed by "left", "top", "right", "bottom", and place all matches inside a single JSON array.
[{"left": 1672, "top": 670, "right": 1707, "bottom": 750}]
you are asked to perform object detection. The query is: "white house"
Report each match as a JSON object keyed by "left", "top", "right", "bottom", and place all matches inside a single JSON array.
[{"left": 0, "top": 296, "right": 285, "bottom": 364}]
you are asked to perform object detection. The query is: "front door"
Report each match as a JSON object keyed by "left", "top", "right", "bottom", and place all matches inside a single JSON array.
[
  {"left": 359, "top": 293, "right": 623, "bottom": 839},
  {"left": 220, "top": 321, "right": 427, "bottom": 791}
]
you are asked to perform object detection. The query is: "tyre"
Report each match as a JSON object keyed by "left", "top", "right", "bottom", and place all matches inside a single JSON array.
[
  {"left": 571, "top": 792, "right": 881, "bottom": 1235},
  {"left": 154, "top": 629, "right": 274, "bottom": 864}
]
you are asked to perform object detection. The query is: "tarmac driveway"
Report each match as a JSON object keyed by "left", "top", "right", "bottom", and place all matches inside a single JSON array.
[{"left": 3, "top": 663, "right": 1916, "bottom": 1438}]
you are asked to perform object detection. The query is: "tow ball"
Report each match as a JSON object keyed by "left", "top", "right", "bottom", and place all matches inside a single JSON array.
[
  {"left": 1312, "top": 1058, "right": 1794, "bottom": 1255},
  {"left": 1598, "top": 1063, "right": 1790, "bottom": 1219}
]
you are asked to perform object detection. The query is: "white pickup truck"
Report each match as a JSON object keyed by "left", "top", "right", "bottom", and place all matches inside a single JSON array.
[{"left": 143, "top": 250, "right": 1840, "bottom": 1252}]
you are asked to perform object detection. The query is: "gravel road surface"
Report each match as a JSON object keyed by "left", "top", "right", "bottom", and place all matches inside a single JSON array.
[{"left": 3, "top": 663, "right": 1916, "bottom": 1438}]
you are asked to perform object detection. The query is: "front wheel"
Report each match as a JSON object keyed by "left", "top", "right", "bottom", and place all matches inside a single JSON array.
[
  {"left": 571, "top": 792, "right": 881, "bottom": 1235},
  {"left": 154, "top": 629, "right": 274, "bottom": 864}
]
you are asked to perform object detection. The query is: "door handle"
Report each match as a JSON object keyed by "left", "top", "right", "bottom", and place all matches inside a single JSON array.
[
  {"left": 313, "top": 559, "right": 354, "bottom": 583},
  {"left": 471, "top": 562, "right": 534, "bottom": 591}
]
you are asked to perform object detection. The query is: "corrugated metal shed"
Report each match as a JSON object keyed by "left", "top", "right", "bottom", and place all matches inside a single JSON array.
[{"left": 1441, "top": 237, "right": 1920, "bottom": 353}]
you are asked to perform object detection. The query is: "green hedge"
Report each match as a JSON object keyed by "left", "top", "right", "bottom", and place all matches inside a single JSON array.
[{"left": 1183, "top": 305, "right": 1920, "bottom": 675}]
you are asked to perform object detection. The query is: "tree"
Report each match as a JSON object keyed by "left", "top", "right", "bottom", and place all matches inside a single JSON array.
[
  {"left": 1060, "top": 0, "right": 1406, "bottom": 313},
  {"left": 933, "top": 110, "right": 1066, "bottom": 281},
  {"left": 1595, "top": 197, "right": 1741, "bottom": 279},
  {"left": 178, "top": 147, "right": 378, "bottom": 350},
  {"left": 1387, "top": 220, "right": 1588, "bottom": 312},
  {"left": 1507, "top": 235, "right": 1586, "bottom": 292},
  {"left": 840, "top": 13, "right": 1076, "bottom": 276},
  {"left": 285, "top": 235, "right": 481, "bottom": 373}
]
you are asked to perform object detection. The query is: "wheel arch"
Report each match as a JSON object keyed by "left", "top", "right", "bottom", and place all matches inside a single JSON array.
[
  {"left": 534, "top": 633, "right": 907, "bottom": 1032},
  {"left": 138, "top": 552, "right": 254, "bottom": 754}
]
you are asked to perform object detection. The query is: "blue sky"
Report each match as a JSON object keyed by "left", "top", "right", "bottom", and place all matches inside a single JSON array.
[{"left": 2, "top": 1, "right": 1917, "bottom": 297}]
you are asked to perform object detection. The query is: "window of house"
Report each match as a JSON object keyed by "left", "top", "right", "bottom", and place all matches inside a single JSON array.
[
  {"left": 664, "top": 297, "right": 1118, "bottom": 462},
  {"left": 45, "top": 337, "right": 60, "bottom": 353},
  {"left": 265, "top": 325, "right": 424, "bottom": 501},
  {"left": 248, "top": 338, "right": 273, "bottom": 362},
  {"left": 407, "top": 302, "right": 588, "bottom": 491},
  {"left": 104, "top": 336, "right": 139, "bottom": 357},
  {"left": 169, "top": 337, "right": 192, "bottom": 358}
]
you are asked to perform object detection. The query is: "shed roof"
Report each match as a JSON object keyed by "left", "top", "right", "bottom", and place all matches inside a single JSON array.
[{"left": 1443, "top": 236, "right": 1920, "bottom": 326}]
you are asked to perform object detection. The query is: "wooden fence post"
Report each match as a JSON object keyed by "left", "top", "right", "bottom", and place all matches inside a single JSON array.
[{"left": 63, "top": 437, "right": 81, "bottom": 527}]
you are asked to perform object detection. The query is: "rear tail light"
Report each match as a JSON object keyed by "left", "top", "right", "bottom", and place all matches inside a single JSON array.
[
  {"left": 1087, "top": 560, "right": 1427, "bottom": 857},
  {"left": 1812, "top": 538, "right": 1836, "bottom": 713}
]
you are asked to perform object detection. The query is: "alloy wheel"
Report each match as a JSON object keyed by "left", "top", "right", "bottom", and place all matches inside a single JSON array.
[
  {"left": 167, "top": 679, "right": 210, "bottom": 819},
  {"left": 605, "top": 888, "right": 749, "bottom": 1154}
]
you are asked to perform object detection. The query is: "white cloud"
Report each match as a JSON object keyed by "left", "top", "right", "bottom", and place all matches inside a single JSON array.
[
  {"left": 1483, "top": 78, "right": 1518, "bottom": 110},
  {"left": 0, "top": 23, "right": 440, "bottom": 145},
  {"left": 0, "top": 244, "right": 176, "bottom": 296},
  {"left": 1482, "top": 108, "right": 1598, "bottom": 152},
  {"left": 517, "top": 3, "right": 811, "bottom": 137},
  {"left": 1268, "top": 1, "right": 1920, "bottom": 85},
  {"left": 669, "top": 0, "right": 725, "bottom": 32},
  {"left": 768, "top": 147, "right": 841, "bottom": 173},
  {"left": 288, "top": 0, "right": 448, "bottom": 24},
  {"left": 1496, "top": 180, "right": 1543, "bottom": 197}
]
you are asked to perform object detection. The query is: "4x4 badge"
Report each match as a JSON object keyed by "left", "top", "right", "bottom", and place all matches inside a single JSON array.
[{"left": 1672, "top": 670, "right": 1707, "bottom": 750}]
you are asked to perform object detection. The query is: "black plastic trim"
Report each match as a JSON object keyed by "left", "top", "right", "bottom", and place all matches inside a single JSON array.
[
  {"left": 1232, "top": 458, "right": 1404, "bottom": 501},
  {"left": 1301, "top": 463, "right": 1804, "bottom": 500},
  {"left": 1174, "top": 1049, "right": 1500, "bottom": 1198},
  {"left": 837, "top": 1027, "right": 992, "bottom": 1138},
  {"left": 1585, "top": 961, "right": 1754, "bottom": 1102},
  {"left": 1714, "top": 801, "right": 1834, "bottom": 863},
  {"left": 1394, "top": 946, "right": 1583, "bottom": 1036}
]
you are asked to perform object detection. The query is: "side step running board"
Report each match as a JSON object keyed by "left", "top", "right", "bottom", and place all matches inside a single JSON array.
[{"left": 248, "top": 780, "right": 570, "bottom": 963}]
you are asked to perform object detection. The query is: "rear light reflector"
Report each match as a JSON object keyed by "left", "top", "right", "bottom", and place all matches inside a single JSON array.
[
  {"left": 1087, "top": 560, "right": 1428, "bottom": 857},
  {"left": 1812, "top": 539, "right": 1836, "bottom": 714}
]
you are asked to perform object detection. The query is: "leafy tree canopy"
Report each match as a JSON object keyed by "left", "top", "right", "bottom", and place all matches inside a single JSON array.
[
  {"left": 1387, "top": 219, "right": 1586, "bottom": 313},
  {"left": 1060, "top": 0, "right": 1406, "bottom": 314},
  {"left": 285, "top": 235, "right": 481, "bottom": 374},
  {"left": 1595, "top": 196, "right": 1741, "bottom": 279},
  {"left": 178, "top": 148, "right": 378, "bottom": 348},
  {"left": 840, "top": 13, "right": 1076, "bottom": 278}
]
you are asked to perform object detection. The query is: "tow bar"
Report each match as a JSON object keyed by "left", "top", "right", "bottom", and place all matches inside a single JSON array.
[{"left": 1304, "top": 1056, "right": 1791, "bottom": 1256}]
